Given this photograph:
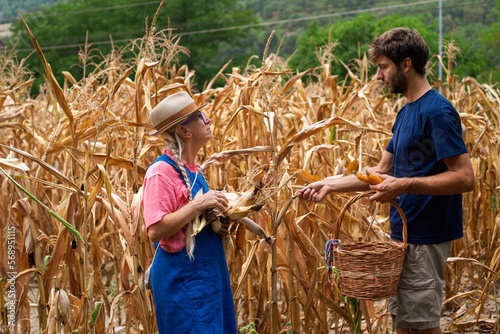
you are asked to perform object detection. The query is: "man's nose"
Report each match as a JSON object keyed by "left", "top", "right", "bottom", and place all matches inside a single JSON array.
[{"left": 375, "top": 68, "right": 383, "bottom": 80}]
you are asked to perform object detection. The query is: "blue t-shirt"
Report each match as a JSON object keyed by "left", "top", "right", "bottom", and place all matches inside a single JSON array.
[{"left": 386, "top": 89, "right": 468, "bottom": 244}]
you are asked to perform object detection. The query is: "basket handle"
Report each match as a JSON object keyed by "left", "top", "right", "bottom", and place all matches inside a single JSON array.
[{"left": 333, "top": 191, "right": 407, "bottom": 244}]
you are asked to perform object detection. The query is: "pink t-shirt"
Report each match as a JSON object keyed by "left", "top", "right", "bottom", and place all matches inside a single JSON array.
[{"left": 142, "top": 150, "right": 199, "bottom": 252}]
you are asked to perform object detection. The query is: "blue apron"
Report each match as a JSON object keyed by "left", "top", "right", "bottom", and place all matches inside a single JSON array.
[{"left": 148, "top": 154, "right": 237, "bottom": 334}]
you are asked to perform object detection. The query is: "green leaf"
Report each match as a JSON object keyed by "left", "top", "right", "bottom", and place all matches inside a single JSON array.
[
  {"left": 89, "top": 301, "right": 102, "bottom": 327},
  {"left": 42, "top": 255, "right": 51, "bottom": 271}
]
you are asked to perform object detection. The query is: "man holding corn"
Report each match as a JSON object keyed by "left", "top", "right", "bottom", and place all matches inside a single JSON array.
[{"left": 298, "top": 28, "right": 475, "bottom": 333}]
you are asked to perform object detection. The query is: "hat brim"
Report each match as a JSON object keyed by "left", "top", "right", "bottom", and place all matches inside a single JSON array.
[{"left": 149, "top": 102, "right": 208, "bottom": 136}]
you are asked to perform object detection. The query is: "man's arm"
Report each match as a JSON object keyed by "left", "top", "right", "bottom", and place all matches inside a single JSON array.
[
  {"left": 297, "top": 150, "right": 394, "bottom": 202},
  {"left": 369, "top": 153, "right": 475, "bottom": 202}
]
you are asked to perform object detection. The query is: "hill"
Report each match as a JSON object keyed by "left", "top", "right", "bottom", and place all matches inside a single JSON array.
[{"left": 4, "top": 0, "right": 499, "bottom": 90}]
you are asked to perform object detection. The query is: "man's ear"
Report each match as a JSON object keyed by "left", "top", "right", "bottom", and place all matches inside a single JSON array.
[{"left": 401, "top": 57, "right": 412, "bottom": 72}]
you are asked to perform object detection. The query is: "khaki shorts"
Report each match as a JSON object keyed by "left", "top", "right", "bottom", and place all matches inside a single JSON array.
[{"left": 388, "top": 241, "right": 452, "bottom": 329}]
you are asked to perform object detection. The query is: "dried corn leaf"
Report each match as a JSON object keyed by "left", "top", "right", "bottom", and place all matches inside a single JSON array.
[
  {"left": 277, "top": 116, "right": 357, "bottom": 166},
  {"left": 202, "top": 146, "right": 273, "bottom": 169},
  {"left": 0, "top": 144, "right": 83, "bottom": 196},
  {"left": 18, "top": 15, "right": 74, "bottom": 131},
  {"left": 42, "top": 227, "right": 69, "bottom": 300},
  {"left": 0, "top": 157, "right": 30, "bottom": 171}
]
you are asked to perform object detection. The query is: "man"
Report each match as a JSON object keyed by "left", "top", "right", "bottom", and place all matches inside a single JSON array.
[{"left": 298, "top": 28, "right": 475, "bottom": 333}]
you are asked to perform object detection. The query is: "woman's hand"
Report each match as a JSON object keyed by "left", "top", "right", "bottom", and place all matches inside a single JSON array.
[
  {"left": 297, "top": 181, "right": 331, "bottom": 202},
  {"left": 192, "top": 190, "right": 229, "bottom": 212},
  {"left": 215, "top": 215, "right": 232, "bottom": 237}
]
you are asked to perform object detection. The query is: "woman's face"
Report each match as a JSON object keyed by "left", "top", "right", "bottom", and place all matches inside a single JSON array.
[{"left": 185, "top": 112, "right": 213, "bottom": 143}]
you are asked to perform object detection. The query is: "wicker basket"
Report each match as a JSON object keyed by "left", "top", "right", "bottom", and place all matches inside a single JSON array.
[{"left": 331, "top": 191, "right": 408, "bottom": 300}]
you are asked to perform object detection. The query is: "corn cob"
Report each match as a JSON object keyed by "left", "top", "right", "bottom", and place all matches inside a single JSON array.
[
  {"left": 367, "top": 171, "right": 383, "bottom": 185},
  {"left": 191, "top": 189, "right": 209, "bottom": 235},
  {"left": 241, "top": 217, "right": 272, "bottom": 243},
  {"left": 194, "top": 183, "right": 264, "bottom": 236},
  {"left": 355, "top": 172, "right": 371, "bottom": 184},
  {"left": 235, "top": 223, "right": 246, "bottom": 252},
  {"left": 56, "top": 289, "right": 70, "bottom": 324},
  {"left": 355, "top": 170, "right": 382, "bottom": 185},
  {"left": 223, "top": 185, "right": 261, "bottom": 220}
]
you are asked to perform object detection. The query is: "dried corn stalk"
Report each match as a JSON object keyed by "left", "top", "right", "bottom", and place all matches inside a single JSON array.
[{"left": 0, "top": 11, "right": 498, "bottom": 334}]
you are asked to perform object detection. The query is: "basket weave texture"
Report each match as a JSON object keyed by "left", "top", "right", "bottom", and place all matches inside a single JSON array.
[{"left": 333, "top": 191, "right": 408, "bottom": 300}]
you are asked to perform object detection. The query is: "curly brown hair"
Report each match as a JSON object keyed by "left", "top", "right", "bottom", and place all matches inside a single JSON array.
[{"left": 369, "top": 27, "right": 429, "bottom": 75}]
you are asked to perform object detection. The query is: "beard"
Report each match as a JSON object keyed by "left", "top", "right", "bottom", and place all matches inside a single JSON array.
[{"left": 389, "top": 67, "right": 408, "bottom": 94}]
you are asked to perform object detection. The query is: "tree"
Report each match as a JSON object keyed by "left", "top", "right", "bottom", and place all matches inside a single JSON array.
[
  {"left": 6, "top": 0, "right": 498, "bottom": 93},
  {"left": 289, "top": 14, "right": 437, "bottom": 77},
  {"left": 480, "top": 0, "right": 500, "bottom": 83},
  {"left": 0, "top": 0, "right": 58, "bottom": 22},
  {"left": 288, "top": 11, "right": 499, "bottom": 84},
  {"left": 8, "top": 0, "right": 257, "bottom": 92},
  {"left": 154, "top": 0, "right": 258, "bottom": 88}
]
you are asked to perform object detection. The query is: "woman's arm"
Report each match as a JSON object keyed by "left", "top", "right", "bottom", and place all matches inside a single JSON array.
[
  {"left": 297, "top": 150, "right": 394, "bottom": 202},
  {"left": 147, "top": 190, "right": 229, "bottom": 243}
]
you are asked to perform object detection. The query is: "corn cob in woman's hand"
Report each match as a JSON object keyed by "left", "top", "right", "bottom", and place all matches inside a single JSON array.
[{"left": 192, "top": 183, "right": 268, "bottom": 243}]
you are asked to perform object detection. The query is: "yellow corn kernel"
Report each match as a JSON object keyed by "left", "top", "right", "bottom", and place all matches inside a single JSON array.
[
  {"left": 355, "top": 172, "right": 371, "bottom": 184},
  {"left": 356, "top": 171, "right": 382, "bottom": 185},
  {"left": 366, "top": 171, "right": 382, "bottom": 185},
  {"left": 235, "top": 223, "right": 246, "bottom": 252}
]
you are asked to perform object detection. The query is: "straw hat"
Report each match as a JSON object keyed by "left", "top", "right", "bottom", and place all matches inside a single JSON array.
[{"left": 148, "top": 91, "right": 207, "bottom": 136}]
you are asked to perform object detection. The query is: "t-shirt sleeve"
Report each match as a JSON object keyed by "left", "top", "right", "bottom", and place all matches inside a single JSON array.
[
  {"left": 426, "top": 107, "right": 468, "bottom": 161},
  {"left": 386, "top": 137, "right": 394, "bottom": 154},
  {"left": 142, "top": 163, "right": 188, "bottom": 230}
]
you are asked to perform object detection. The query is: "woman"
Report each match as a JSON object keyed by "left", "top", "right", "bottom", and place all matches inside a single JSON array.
[{"left": 142, "top": 91, "right": 237, "bottom": 333}]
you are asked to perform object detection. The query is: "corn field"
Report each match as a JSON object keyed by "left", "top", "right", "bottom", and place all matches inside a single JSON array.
[{"left": 1, "top": 10, "right": 499, "bottom": 334}]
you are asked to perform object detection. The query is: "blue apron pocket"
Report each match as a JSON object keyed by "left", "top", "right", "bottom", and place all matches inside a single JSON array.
[{"left": 180, "top": 267, "right": 221, "bottom": 322}]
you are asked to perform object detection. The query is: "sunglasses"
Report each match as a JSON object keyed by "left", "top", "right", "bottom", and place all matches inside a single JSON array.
[{"left": 181, "top": 112, "right": 210, "bottom": 126}]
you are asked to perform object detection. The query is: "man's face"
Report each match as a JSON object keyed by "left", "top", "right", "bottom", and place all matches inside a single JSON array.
[{"left": 375, "top": 55, "right": 408, "bottom": 94}]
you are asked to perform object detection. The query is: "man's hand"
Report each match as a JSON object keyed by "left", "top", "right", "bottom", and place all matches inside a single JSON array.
[
  {"left": 368, "top": 173, "right": 406, "bottom": 203},
  {"left": 297, "top": 181, "right": 331, "bottom": 202}
]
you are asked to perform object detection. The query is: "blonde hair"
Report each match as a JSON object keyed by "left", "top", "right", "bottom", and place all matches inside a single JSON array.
[{"left": 163, "top": 127, "right": 207, "bottom": 260}]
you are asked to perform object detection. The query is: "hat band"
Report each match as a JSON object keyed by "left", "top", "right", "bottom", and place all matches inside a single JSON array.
[{"left": 153, "top": 102, "right": 199, "bottom": 131}]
